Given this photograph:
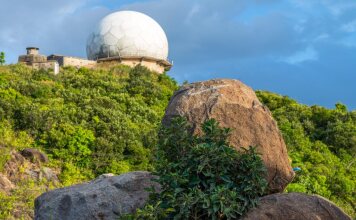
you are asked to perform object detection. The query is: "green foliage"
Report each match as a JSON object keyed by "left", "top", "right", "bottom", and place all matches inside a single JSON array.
[
  {"left": 0, "top": 191, "right": 15, "bottom": 219},
  {"left": 256, "top": 91, "right": 356, "bottom": 218},
  {"left": 0, "top": 178, "right": 54, "bottom": 219},
  {"left": 0, "top": 52, "right": 5, "bottom": 65},
  {"left": 0, "top": 64, "right": 177, "bottom": 177},
  {"left": 0, "top": 120, "right": 33, "bottom": 171},
  {"left": 127, "top": 118, "right": 267, "bottom": 219},
  {"left": 0, "top": 120, "right": 33, "bottom": 149},
  {"left": 0, "top": 64, "right": 177, "bottom": 217},
  {"left": 58, "top": 162, "right": 93, "bottom": 186},
  {"left": 41, "top": 123, "right": 95, "bottom": 168}
]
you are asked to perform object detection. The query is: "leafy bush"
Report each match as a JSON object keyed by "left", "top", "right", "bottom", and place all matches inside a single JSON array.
[
  {"left": 0, "top": 191, "right": 14, "bottom": 219},
  {"left": 127, "top": 117, "right": 267, "bottom": 219}
]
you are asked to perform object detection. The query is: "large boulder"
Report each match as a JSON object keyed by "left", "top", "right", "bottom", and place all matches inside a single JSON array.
[
  {"left": 162, "top": 79, "right": 294, "bottom": 193},
  {"left": 242, "top": 193, "right": 351, "bottom": 220},
  {"left": 34, "top": 171, "right": 160, "bottom": 220}
]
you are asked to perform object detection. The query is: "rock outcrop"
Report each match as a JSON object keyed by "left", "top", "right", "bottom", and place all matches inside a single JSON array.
[
  {"left": 0, "top": 148, "right": 58, "bottom": 219},
  {"left": 34, "top": 171, "right": 160, "bottom": 220},
  {"left": 20, "top": 148, "right": 49, "bottom": 163},
  {"left": 162, "top": 79, "right": 294, "bottom": 193},
  {"left": 242, "top": 193, "right": 352, "bottom": 220},
  {"left": 3, "top": 150, "right": 58, "bottom": 184}
]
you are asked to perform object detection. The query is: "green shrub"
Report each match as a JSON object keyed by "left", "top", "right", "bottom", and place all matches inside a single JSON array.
[
  {"left": 126, "top": 117, "right": 267, "bottom": 219},
  {"left": 0, "top": 191, "right": 14, "bottom": 219},
  {"left": 41, "top": 123, "right": 95, "bottom": 168}
]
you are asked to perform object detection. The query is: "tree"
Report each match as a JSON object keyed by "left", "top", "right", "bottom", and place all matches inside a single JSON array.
[{"left": 0, "top": 52, "right": 5, "bottom": 65}]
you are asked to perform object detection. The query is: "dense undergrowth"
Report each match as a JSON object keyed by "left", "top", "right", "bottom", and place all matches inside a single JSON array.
[
  {"left": 257, "top": 91, "right": 356, "bottom": 217},
  {"left": 0, "top": 64, "right": 177, "bottom": 218}
]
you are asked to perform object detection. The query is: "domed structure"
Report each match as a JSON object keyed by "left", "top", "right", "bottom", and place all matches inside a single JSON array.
[{"left": 86, "top": 11, "right": 172, "bottom": 73}]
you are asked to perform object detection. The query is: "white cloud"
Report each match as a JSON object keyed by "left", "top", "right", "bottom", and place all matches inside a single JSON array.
[
  {"left": 326, "top": 2, "right": 356, "bottom": 16},
  {"left": 0, "top": 0, "right": 109, "bottom": 63},
  {"left": 282, "top": 46, "right": 318, "bottom": 65},
  {"left": 341, "top": 20, "right": 356, "bottom": 33},
  {"left": 185, "top": 4, "right": 201, "bottom": 24},
  {"left": 121, "top": 0, "right": 301, "bottom": 65},
  {"left": 289, "top": 0, "right": 356, "bottom": 17},
  {"left": 339, "top": 35, "right": 356, "bottom": 48},
  {"left": 314, "top": 33, "right": 329, "bottom": 42}
]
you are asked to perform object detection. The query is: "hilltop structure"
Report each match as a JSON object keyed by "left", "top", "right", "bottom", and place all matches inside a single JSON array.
[
  {"left": 18, "top": 47, "right": 60, "bottom": 74},
  {"left": 18, "top": 10, "right": 172, "bottom": 74},
  {"left": 87, "top": 11, "right": 172, "bottom": 73},
  {"left": 18, "top": 47, "right": 96, "bottom": 74}
]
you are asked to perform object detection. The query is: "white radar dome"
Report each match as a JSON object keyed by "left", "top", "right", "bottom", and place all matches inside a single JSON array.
[{"left": 86, "top": 11, "right": 169, "bottom": 61}]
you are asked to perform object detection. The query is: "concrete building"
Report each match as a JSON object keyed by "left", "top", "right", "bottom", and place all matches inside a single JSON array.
[
  {"left": 18, "top": 47, "right": 59, "bottom": 74},
  {"left": 97, "top": 56, "right": 171, "bottom": 73},
  {"left": 47, "top": 55, "right": 96, "bottom": 68},
  {"left": 18, "top": 48, "right": 97, "bottom": 74}
]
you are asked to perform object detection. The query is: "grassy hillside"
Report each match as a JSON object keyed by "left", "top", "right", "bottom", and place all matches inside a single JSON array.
[
  {"left": 257, "top": 91, "right": 356, "bottom": 217},
  {"left": 0, "top": 64, "right": 177, "bottom": 218}
]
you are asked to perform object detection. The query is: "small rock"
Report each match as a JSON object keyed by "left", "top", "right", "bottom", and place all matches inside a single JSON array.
[
  {"left": 40, "top": 167, "right": 59, "bottom": 182},
  {"left": 25, "top": 169, "right": 40, "bottom": 180},
  {"left": 242, "top": 193, "right": 351, "bottom": 220},
  {"left": 0, "top": 173, "right": 14, "bottom": 192},
  {"left": 20, "top": 148, "right": 48, "bottom": 163}
]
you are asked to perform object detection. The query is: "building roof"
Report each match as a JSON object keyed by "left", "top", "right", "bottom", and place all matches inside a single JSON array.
[{"left": 26, "top": 47, "right": 39, "bottom": 50}]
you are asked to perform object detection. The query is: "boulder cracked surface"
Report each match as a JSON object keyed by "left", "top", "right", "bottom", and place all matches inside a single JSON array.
[
  {"left": 34, "top": 171, "right": 159, "bottom": 220},
  {"left": 242, "top": 193, "right": 352, "bottom": 220},
  {"left": 162, "top": 79, "right": 294, "bottom": 193}
]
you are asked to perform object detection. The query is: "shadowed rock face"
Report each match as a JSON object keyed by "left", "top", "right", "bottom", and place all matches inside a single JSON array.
[
  {"left": 242, "top": 193, "right": 352, "bottom": 220},
  {"left": 162, "top": 79, "right": 294, "bottom": 193},
  {"left": 20, "top": 148, "right": 49, "bottom": 163},
  {"left": 34, "top": 171, "right": 160, "bottom": 220}
]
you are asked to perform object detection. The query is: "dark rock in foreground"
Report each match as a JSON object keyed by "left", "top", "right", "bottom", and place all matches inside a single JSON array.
[
  {"left": 242, "top": 192, "right": 351, "bottom": 220},
  {"left": 34, "top": 171, "right": 159, "bottom": 220}
]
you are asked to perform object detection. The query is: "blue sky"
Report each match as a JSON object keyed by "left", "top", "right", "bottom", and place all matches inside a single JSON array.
[{"left": 0, "top": 0, "right": 355, "bottom": 109}]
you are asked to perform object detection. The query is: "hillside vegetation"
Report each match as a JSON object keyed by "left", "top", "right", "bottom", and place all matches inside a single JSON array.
[
  {"left": 0, "top": 64, "right": 177, "bottom": 218},
  {"left": 0, "top": 64, "right": 354, "bottom": 218},
  {"left": 257, "top": 91, "right": 356, "bottom": 217}
]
